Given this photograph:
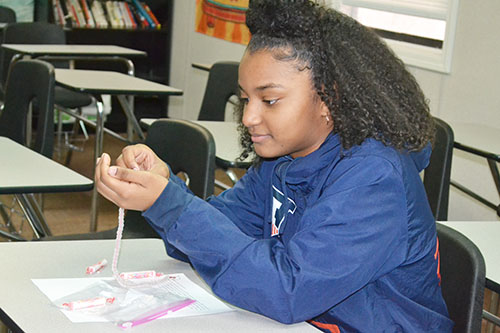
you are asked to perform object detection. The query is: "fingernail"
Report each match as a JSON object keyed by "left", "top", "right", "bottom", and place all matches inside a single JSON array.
[
  {"left": 133, "top": 166, "right": 140, "bottom": 171},
  {"left": 108, "top": 166, "right": 117, "bottom": 176},
  {"left": 96, "top": 157, "right": 101, "bottom": 165}
]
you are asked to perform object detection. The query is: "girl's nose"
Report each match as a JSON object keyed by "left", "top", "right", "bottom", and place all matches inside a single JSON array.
[{"left": 242, "top": 101, "right": 261, "bottom": 128}]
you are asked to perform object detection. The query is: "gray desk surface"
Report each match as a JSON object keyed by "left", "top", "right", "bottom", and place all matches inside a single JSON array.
[
  {"left": 141, "top": 119, "right": 250, "bottom": 164},
  {"left": 1, "top": 44, "right": 146, "bottom": 57},
  {"left": 54, "top": 69, "right": 183, "bottom": 96},
  {"left": 448, "top": 121, "right": 500, "bottom": 158},
  {"left": 0, "top": 137, "right": 92, "bottom": 194},
  {"left": 0, "top": 239, "right": 317, "bottom": 332},
  {"left": 438, "top": 221, "right": 500, "bottom": 291}
]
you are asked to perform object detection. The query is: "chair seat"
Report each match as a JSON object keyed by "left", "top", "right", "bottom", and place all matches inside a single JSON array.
[{"left": 54, "top": 86, "right": 93, "bottom": 109}]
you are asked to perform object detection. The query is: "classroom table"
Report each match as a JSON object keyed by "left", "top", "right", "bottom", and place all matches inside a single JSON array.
[
  {"left": 0, "top": 137, "right": 93, "bottom": 240},
  {"left": 54, "top": 69, "right": 183, "bottom": 232},
  {"left": 447, "top": 121, "right": 500, "bottom": 216},
  {"left": 1, "top": 44, "right": 145, "bottom": 75},
  {"left": 1, "top": 44, "right": 147, "bottom": 140},
  {"left": 141, "top": 119, "right": 251, "bottom": 189},
  {"left": 0, "top": 239, "right": 319, "bottom": 333}
]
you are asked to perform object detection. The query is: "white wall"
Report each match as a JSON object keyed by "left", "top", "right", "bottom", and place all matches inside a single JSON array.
[{"left": 168, "top": 0, "right": 500, "bottom": 221}]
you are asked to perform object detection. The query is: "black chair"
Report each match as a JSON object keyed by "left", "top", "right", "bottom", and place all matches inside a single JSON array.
[
  {"left": 0, "top": 59, "right": 55, "bottom": 240},
  {"left": 198, "top": 61, "right": 240, "bottom": 122},
  {"left": 0, "top": 59, "right": 55, "bottom": 158},
  {"left": 42, "top": 118, "right": 216, "bottom": 240},
  {"left": 197, "top": 61, "right": 250, "bottom": 188},
  {"left": 0, "top": 6, "right": 16, "bottom": 23},
  {"left": 436, "top": 223, "right": 485, "bottom": 333},
  {"left": 0, "top": 22, "right": 93, "bottom": 158},
  {"left": 423, "top": 117, "right": 454, "bottom": 221}
]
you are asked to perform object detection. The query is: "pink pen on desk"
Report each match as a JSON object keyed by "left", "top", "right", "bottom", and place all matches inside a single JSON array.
[{"left": 118, "top": 299, "right": 196, "bottom": 329}]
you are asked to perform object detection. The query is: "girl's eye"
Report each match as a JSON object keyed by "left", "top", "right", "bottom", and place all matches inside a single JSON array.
[{"left": 264, "top": 99, "right": 278, "bottom": 105}]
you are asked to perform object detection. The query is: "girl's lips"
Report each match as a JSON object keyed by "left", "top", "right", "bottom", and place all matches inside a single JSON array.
[{"left": 251, "top": 134, "right": 270, "bottom": 143}]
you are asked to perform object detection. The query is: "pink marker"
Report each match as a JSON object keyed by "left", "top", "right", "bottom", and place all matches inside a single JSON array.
[{"left": 118, "top": 299, "right": 195, "bottom": 329}]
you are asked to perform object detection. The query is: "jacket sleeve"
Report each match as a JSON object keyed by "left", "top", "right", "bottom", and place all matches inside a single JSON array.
[
  {"left": 143, "top": 165, "right": 269, "bottom": 261},
  {"left": 143, "top": 156, "right": 409, "bottom": 324}
]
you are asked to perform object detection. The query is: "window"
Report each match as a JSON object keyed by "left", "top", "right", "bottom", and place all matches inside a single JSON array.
[{"left": 328, "top": 0, "right": 460, "bottom": 73}]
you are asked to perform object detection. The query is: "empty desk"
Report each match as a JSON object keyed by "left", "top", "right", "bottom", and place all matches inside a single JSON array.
[{"left": 0, "top": 137, "right": 93, "bottom": 239}]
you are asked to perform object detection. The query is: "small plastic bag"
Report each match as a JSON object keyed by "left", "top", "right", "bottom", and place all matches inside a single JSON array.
[
  {"left": 51, "top": 280, "right": 127, "bottom": 315},
  {"left": 103, "top": 289, "right": 194, "bottom": 329}
]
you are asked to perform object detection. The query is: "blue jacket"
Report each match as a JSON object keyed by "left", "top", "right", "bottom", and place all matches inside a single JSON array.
[{"left": 143, "top": 133, "right": 453, "bottom": 332}]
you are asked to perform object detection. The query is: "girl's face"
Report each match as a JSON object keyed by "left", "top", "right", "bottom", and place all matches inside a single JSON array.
[{"left": 239, "top": 49, "right": 332, "bottom": 159}]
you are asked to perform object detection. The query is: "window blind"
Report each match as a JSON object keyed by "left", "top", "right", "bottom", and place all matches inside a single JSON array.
[{"left": 341, "top": 0, "right": 450, "bottom": 20}]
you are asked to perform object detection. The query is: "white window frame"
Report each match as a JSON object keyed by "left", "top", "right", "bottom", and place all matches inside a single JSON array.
[{"left": 327, "top": 0, "right": 460, "bottom": 73}]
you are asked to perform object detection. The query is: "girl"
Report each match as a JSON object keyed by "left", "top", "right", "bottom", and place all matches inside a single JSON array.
[{"left": 96, "top": 0, "right": 453, "bottom": 331}]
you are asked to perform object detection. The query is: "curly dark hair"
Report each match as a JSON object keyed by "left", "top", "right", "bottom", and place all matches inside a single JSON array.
[{"left": 236, "top": 0, "right": 435, "bottom": 163}]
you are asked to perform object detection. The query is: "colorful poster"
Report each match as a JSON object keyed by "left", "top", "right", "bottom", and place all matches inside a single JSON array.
[{"left": 195, "top": 0, "right": 251, "bottom": 45}]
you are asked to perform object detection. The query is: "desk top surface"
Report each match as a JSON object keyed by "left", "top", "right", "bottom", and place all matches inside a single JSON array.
[
  {"left": 0, "top": 239, "right": 317, "bottom": 332},
  {"left": 447, "top": 121, "right": 500, "bottom": 157},
  {"left": 438, "top": 221, "right": 500, "bottom": 289},
  {"left": 1, "top": 44, "right": 146, "bottom": 57},
  {"left": 0, "top": 137, "right": 93, "bottom": 194},
  {"left": 54, "top": 69, "right": 183, "bottom": 96}
]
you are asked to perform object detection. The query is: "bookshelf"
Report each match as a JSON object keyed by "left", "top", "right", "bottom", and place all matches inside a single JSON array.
[{"left": 50, "top": 0, "right": 174, "bottom": 132}]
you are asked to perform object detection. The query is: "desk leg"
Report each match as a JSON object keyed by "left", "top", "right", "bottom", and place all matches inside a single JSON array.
[
  {"left": 89, "top": 97, "right": 105, "bottom": 232},
  {"left": 117, "top": 95, "right": 145, "bottom": 142}
]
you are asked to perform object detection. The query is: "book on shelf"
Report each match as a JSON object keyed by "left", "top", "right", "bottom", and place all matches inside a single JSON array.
[
  {"left": 130, "top": 0, "right": 155, "bottom": 29},
  {"left": 51, "top": 0, "right": 162, "bottom": 30},
  {"left": 65, "top": 0, "right": 81, "bottom": 27},
  {"left": 52, "top": 0, "right": 66, "bottom": 26},
  {"left": 90, "top": 0, "right": 109, "bottom": 28},
  {"left": 80, "top": 0, "right": 96, "bottom": 28},
  {"left": 72, "top": 0, "right": 87, "bottom": 28},
  {"left": 127, "top": 0, "right": 149, "bottom": 29},
  {"left": 123, "top": 2, "right": 138, "bottom": 29},
  {"left": 142, "top": 2, "right": 160, "bottom": 29}
]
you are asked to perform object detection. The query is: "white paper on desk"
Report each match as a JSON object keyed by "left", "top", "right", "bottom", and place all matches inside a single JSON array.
[{"left": 32, "top": 273, "right": 232, "bottom": 323}]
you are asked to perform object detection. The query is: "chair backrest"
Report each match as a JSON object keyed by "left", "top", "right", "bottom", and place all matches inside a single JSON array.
[
  {"left": 198, "top": 61, "right": 239, "bottom": 121},
  {"left": 0, "top": 59, "right": 55, "bottom": 158},
  {"left": 123, "top": 119, "right": 216, "bottom": 238},
  {"left": 0, "top": 6, "right": 16, "bottom": 23},
  {"left": 424, "top": 117, "right": 454, "bottom": 221},
  {"left": 436, "top": 223, "right": 485, "bottom": 333},
  {"left": 1, "top": 22, "right": 66, "bottom": 90}
]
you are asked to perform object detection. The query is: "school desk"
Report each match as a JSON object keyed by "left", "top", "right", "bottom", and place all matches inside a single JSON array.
[
  {"left": 54, "top": 69, "right": 183, "bottom": 232},
  {"left": 447, "top": 121, "right": 500, "bottom": 217},
  {"left": 0, "top": 137, "right": 92, "bottom": 240},
  {"left": 1, "top": 43, "right": 146, "bottom": 142},
  {"left": 0, "top": 239, "right": 319, "bottom": 333}
]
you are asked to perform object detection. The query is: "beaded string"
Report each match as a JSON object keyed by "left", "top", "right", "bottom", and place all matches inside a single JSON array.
[{"left": 111, "top": 208, "right": 165, "bottom": 288}]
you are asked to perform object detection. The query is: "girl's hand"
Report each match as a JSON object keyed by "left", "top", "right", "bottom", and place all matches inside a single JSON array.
[
  {"left": 95, "top": 153, "right": 168, "bottom": 211},
  {"left": 115, "top": 144, "right": 170, "bottom": 180}
]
